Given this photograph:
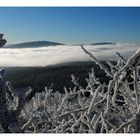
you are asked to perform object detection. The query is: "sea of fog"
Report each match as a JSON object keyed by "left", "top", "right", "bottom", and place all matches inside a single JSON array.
[{"left": 0, "top": 43, "right": 140, "bottom": 67}]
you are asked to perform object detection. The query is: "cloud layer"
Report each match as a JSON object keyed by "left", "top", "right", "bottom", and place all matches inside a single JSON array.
[{"left": 0, "top": 43, "right": 139, "bottom": 67}]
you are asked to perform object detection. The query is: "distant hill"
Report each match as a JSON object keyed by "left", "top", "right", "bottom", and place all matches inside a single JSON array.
[
  {"left": 5, "top": 41, "right": 64, "bottom": 48},
  {"left": 91, "top": 42, "right": 116, "bottom": 45}
]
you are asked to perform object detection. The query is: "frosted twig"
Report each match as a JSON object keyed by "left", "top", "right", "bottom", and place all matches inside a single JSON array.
[
  {"left": 112, "top": 80, "right": 119, "bottom": 106},
  {"left": 101, "top": 113, "right": 109, "bottom": 133},
  {"left": 121, "top": 49, "right": 140, "bottom": 72},
  {"left": 133, "top": 67, "right": 139, "bottom": 109},
  {"left": 116, "top": 52, "right": 127, "bottom": 63},
  {"left": 105, "top": 80, "right": 115, "bottom": 114},
  {"left": 21, "top": 118, "right": 32, "bottom": 130},
  {"left": 92, "top": 113, "right": 101, "bottom": 131},
  {"left": 70, "top": 112, "right": 87, "bottom": 131},
  {"left": 81, "top": 45, "right": 113, "bottom": 77},
  {"left": 57, "top": 88, "right": 69, "bottom": 114},
  {"left": 114, "top": 117, "right": 135, "bottom": 133},
  {"left": 88, "top": 85, "right": 104, "bottom": 114},
  {"left": 56, "top": 106, "right": 88, "bottom": 119}
]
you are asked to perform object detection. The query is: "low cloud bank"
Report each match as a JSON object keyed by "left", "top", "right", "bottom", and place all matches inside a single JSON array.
[{"left": 0, "top": 43, "right": 139, "bottom": 67}]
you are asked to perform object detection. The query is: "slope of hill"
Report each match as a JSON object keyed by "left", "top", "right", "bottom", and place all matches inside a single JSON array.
[
  {"left": 5, "top": 41, "right": 64, "bottom": 48},
  {"left": 91, "top": 42, "right": 116, "bottom": 45}
]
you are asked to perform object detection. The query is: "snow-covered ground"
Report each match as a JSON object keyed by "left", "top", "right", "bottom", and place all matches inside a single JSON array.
[{"left": 0, "top": 43, "right": 140, "bottom": 67}]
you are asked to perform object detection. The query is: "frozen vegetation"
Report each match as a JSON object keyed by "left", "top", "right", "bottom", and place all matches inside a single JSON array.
[
  {"left": 0, "top": 38, "right": 140, "bottom": 133},
  {"left": 0, "top": 43, "right": 140, "bottom": 133}
]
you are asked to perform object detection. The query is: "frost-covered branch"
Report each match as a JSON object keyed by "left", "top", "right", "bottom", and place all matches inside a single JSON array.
[{"left": 81, "top": 45, "right": 113, "bottom": 78}]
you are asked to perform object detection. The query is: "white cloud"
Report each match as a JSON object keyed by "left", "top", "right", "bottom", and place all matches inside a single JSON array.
[{"left": 0, "top": 43, "right": 139, "bottom": 67}]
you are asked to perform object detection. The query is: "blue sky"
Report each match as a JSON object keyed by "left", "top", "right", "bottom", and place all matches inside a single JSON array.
[{"left": 0, "top": 7, "right": 140, "bottom": 44}]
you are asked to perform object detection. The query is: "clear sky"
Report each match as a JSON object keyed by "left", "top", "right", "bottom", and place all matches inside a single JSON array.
[{"left": 0, "top": 7, "right": 140, "bottom": 44}]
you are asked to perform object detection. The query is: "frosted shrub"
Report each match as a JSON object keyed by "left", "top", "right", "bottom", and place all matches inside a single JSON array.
[{"left": 0, "top": 44, "right": 140, "bottom": 133}]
